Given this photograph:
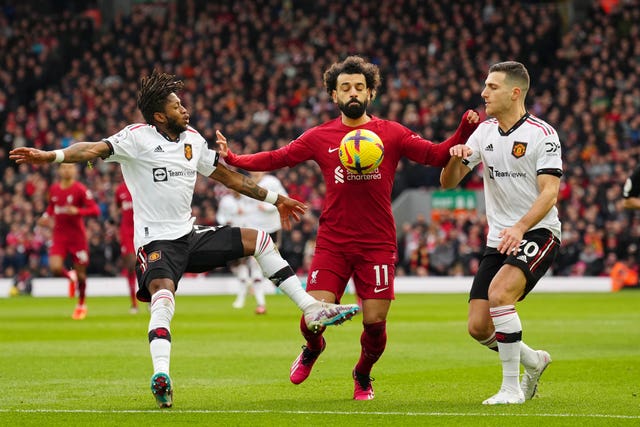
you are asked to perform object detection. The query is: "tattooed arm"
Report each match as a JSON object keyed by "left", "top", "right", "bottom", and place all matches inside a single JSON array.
[{"left": 209, "top": 164, "right": 306, "bottom": 230}]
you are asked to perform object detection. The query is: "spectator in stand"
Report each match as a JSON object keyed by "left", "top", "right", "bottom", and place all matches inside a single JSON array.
[
  {"left": 408, "top": 234, "right": 430, "bottom": 276},
  {"left": 38, "top": 163, "right": 100, "bottom": 319}
]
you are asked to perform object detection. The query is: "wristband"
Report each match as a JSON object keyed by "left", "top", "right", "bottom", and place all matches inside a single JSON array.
[
  {"left": 53, "top": 150, "right": 65, "bottom": 163},
  {"left": 264, "top": 190, "right": 278, "bottom": 205}
]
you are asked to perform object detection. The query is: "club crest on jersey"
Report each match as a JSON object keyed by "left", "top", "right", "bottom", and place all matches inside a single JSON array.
[
  {"left": 184, "top": 143, "right": 193, "bottom": 160},
  {"left": 512, "top": 141, "right": 527, "bottom": 158},
  {"left": 148, "top": 251, "right": 161, "bottom": 262}
]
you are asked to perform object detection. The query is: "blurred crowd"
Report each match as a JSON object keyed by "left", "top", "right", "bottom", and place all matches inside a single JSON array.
[{"left": 1, "top": 0, "right": 639, "bottom": 282}]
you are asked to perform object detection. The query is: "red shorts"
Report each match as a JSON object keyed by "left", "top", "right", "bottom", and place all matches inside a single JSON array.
[
  {"left": 49, "top": 237, "right": 89, "bottom": 265},
  {"left": 306, "top": 245, "right": 396, "bottom": 302}
]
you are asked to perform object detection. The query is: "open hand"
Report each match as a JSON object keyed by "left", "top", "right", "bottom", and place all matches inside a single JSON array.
[
  {"left": 275, "top": 196, "right": 308, "bottom": 231},
  {"left": 215, "top": 130, "right": 229, "bottom": 158},
  {"left": 9, "top": 147, "right": 52, "bottom": 165}
]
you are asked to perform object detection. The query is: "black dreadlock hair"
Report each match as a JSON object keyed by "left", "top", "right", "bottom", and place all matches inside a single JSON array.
[{"left": 137, "top": 70, "right": 184, "bottom": 125}]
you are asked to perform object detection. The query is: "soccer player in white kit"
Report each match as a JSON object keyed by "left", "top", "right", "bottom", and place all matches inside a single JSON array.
[
  {"left": 218, "top": 172, "right": 287, "bottom": 313},
  {"left": 441, "top": 61, "right": 562, "bottom": 405},
  {"left": 9, "top": 70, "right": 360, "bottom": 408}
]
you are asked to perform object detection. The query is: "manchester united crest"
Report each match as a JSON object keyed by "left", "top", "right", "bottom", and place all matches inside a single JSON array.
[
  {"left": 184, "top": 143, "right": 193, "bottom": 160},
  {"left": 512, "top": 141, "right": 527, "bottom": 158},
  {"left": 148, "top": 251, "right": 162, "bottom": 262}
]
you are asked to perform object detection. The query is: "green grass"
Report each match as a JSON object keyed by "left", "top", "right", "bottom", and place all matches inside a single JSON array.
[{"left": 1, "top": 291, "right": 639, "bottom": 426}]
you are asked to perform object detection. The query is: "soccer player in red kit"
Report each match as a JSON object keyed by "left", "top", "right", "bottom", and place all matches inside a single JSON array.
[
  {"left": 217, "top": 55, "right": 480, "bottom": 399},
  {"left": 39, "top": 163, "right": 100, "bottom": 319},
  {"left": 115, "top": 180, "right": 139, "bottom": 314}
]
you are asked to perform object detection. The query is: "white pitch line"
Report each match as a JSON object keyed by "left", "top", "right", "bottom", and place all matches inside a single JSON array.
[{"left": 0, "top": 409, "right": 638, "bottom": 419}]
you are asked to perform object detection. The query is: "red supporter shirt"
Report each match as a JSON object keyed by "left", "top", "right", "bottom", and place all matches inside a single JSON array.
[
  {"left": 225, "top": 115, "right": 475, "bottom": 252},
  {"left": 46, "top": 181, "right": 100, "bottom": 241}
]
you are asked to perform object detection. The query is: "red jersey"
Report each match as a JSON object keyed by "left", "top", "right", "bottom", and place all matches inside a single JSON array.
[
  {"left": 46, "top": 181, "right": 100, "bottom": 241},
  {"left": 115, "top": 182, "right": 135, "bottom": 254},
  {"left": 115, "top": 182, "right": 134, "bottom": 233},
  {"left": 225, "top": 114, "right": 476, "bottom": 251}
]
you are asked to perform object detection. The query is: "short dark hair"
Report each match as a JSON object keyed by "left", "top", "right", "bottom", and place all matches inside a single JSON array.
[
  {"left": 489, "top": 61, "right": 530, "bottom": 95},
  {"left": 323, "top": 55, "right": 381, "bottom": 100},
  {"left": 137, "top": 70, "right": 184, "bottom": 125}
]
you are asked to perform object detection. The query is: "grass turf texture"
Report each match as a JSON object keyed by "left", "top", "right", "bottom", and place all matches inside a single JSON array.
[{"left": 1, "top": 291, "right": 639, "bottom": 426}]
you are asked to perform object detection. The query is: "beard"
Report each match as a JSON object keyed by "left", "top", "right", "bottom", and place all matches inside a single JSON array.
[
  {"left": 166, "top": 116, "right": 188, "bottom": 135},
  {"left": 338, "top": 98, "right": 368, "bottom": 119}
]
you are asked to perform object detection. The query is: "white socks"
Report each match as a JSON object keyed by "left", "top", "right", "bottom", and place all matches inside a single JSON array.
[
  {"left": 490, "top": 305, "right": 522, "bottom": 392},
  {"left": 253, "top": 230, "right": 316, "bottom": 311},
  {"left": 149, "top": 289, "right": 175, "bottom": 375},
  {"left": 480, "top": 328, "right": 539, "bottom": 371}
]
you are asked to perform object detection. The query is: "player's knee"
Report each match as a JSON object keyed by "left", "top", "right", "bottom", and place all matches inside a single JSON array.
[
  {"left": 468, "top": 321, "right": 491, "bottom": 341},
  {"left": 240, "top": 228, "right": 259, "bottom": 255}
]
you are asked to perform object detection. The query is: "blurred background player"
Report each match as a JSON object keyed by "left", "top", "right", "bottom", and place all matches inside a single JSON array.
[
  {"left": 238, "top": 172, "right": 288, "bottom": 314},
  {"left": 215, "top": 188, "right": 264, "bottom": 312},
  {"left": 216, "top": 172, "right": 288, "bottom": 314},
  {"left": 115, "top": 179, "right": 139, "bottom": 314},
  {"left": 38, "top": 163, "right": 100, "bottom": 319}
]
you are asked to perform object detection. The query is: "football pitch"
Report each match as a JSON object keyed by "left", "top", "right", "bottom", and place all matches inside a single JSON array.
[{"left": 1, "top": 291, "right": 639, "bottom": 426}]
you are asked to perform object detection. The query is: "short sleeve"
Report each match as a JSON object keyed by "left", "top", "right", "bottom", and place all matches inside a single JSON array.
[
  {"left": 197, "top": 146, "right": 219, "bottom": 176},
  {"left": 103, "top": 127, "right": 139, "bottom": 163},
  {"left": 462, "top": 129, "right": 482, "bottom": 170},
  {"left": 536, "top": 135, "right": 562, "bottom": 173}
]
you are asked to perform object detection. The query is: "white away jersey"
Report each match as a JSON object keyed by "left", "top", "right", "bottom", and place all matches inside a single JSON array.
[
  {"left": 104, "top": 123, "right": 219, "bottom": 249},
  {"left": 241, "top": 174, "right": 287, "bottom": 234},
  {"left": 216, "top": 193, "right": 244, "bottom": 227},
  {"left": 463, "top": 114, "right": 562, "bottom": 247}
]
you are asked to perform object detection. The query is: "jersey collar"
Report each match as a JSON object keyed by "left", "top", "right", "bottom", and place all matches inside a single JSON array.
[
  {"left": 157, "top": 128, "right": 181, "bottom": 143},
  {"left": 498, "top": 112, "right": 529, "bottom": 136}
]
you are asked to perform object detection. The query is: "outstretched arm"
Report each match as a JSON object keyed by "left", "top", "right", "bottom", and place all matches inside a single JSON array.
[
  {"left": 209, "top": 163, "right": 307, "bottom": 230},
  {"left": 10, "top": 141, "right": 111, "bottom": 165}
]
